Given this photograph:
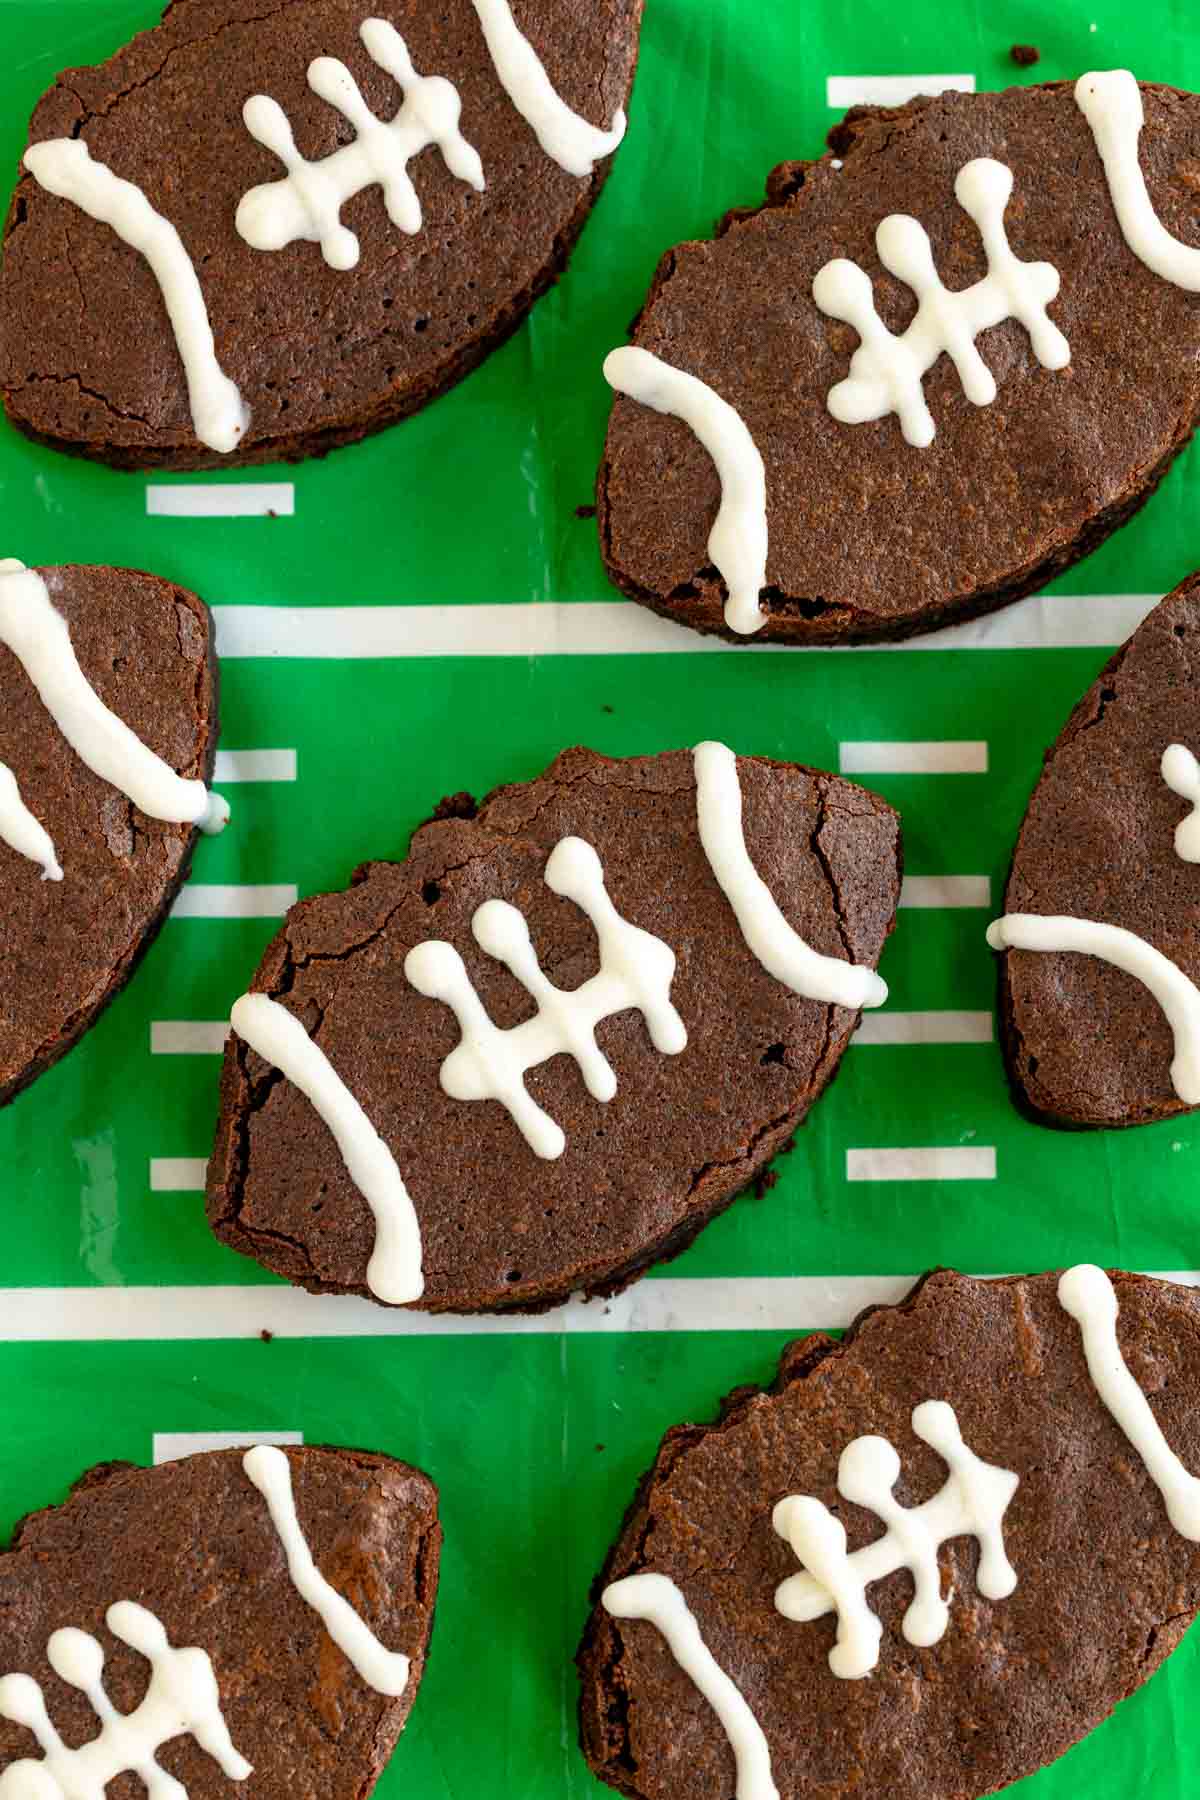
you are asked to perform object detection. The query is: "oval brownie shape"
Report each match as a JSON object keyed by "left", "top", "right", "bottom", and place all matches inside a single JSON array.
[
  {"left": 993, "top": 572, "right": 1200, "bottom": 1127},
  {"left": 206, "top": 746, "right": 901, "bottom": 1312},
  {"left": 0, "top": 1444, "right": 440, "bottom": 1799},
  {"left": 599, "top": 80, "right": 1200, "bottom": 643},
  {"left": 0, "top": 0, "right": 641, "bottom": 469},
  {"left": 578, "top": 1267, "right": 1200, "bottom": 1800},
  {"left": 0, "top": 563, "right": 219, "bottom": 1106}
]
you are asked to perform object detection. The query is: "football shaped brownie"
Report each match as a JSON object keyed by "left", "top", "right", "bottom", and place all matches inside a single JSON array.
[
  {"left": 599, "top": 74, "right": 1200, "bottom": 642},
  {"left": 990, "top": 571, "right": 1200, "bottom": 1128},
  {"left": 207, "top": 743, "right": 901, "bottom": 1311},
  {"left": 0, "top": 560, "right": 226, "bottom": 1106},
  {"left": 0, "top": 0, "right": 641, "bottom": 467},
  {"left": 579, "top": 1265, "right": 1200, "bottom": 1800},
  {"left": 0, "top": 1443, "right": 439, "bottom": 1799}
]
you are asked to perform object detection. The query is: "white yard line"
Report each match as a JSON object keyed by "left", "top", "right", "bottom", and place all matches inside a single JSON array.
[
  {"left": 899, "top": 875, "right": 990, "bottom": 908},
  {"left": 149, "top": 1157, "right": 208, "bottom": 1191},
  {"left": 852, "top": 1010, "right": 993, "bottom": 1046},
  {"left": 3, "top": 1272, "right": 1198, "bottom": 1341},
  {"left": 150, "top": 1022, "right": 228, "bottom": 1055},
  {"left": 152, "top": 1013, "right": 995, "bottom": 1055},
  {"left": 146, "top": 482, "right": 294, "bottom": 518},
  {"left": 826, "top": 74, "right": 976, "bottom": 107},
  {"left": 209, "top": 594, "right": 1156, "bottom": 659},
  {"left": 213, "top": 749, "right": 297, "bottom": 782},
  {"left": 846, "top": 1146, "right": 997, "bottom": 1181},
  {"left": 153, "top": 1430, "right": 303, "bottom": 1462},
  {"left": 170, "top": 884, "right": 297, "bottom": 920},
  {"left": 839, "top": 740, "right": 988, "bottom": 774}
]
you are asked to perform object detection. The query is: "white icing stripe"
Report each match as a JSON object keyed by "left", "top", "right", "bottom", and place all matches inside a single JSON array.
[
  {"left": 1076, "top": 71, "right": 1200, "bottom": 291},
  {"left": 602, "top": 1574, "right": 779, "bottom": 1800},
  {"left": 604, "top": 347, "right": 768, "bottom": 636},
  {"left": 230, "top": 994, "right": 423, "bottom": 1303},
  {"left": 1059, "top": 1264, "right": 1200, "bottom": 1538},
  {"left": 242, "top": 1445, "right": 411, "bottom": 1694},
  {"left": 693, "top": 740, "right": 887, "bottom": 1009},
  {"left": 0, "top": 762, "right": 61, "bottom": 880},
  {"left": 23, "top": 140, "right": 248, "bottom": 455},
  {"left": 0, "top": 564, "right": 228, "bottom": 838},
  {"left": 815, "top": 157, "right": 1068, "bottom": 446},
  {"left": 238, "top": 19, "right": 484, "bottom": 270},
  {"left": 0, "top": 1603, "right": 252, "bottom": 1798},
  {"left": 406, "top": 836, "right": 686, "bottom": 1158},
  {"left": 470, "top": 0, "right": 626, "bottom": 176},
  {"left": 987, "top": 913, "right": 1200, "bottom": 1103},
  {"left": 773, "top": 1401, "right": 1018, "bottom": 1679},
  {"left": 1162, "top": 744, "right": 1200, "bottom": 862}
]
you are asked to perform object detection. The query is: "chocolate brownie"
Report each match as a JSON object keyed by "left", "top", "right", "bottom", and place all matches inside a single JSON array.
[
  {"left": 0, "top": 0, "right": 641, "bottom": 470},
  {"left": 0, "top": 1443, "right": 440, "bottom": 1799},
  {"left": 599, "top": 79, "right": 1200, "bottom": 643},
  {"left": 0, "top": 562, "right": 220, "bottom": 1106},
  {"left": 990, "top": 572, "right": 1200, "bottom": 1128},
  {"left": 206, "top": 745, "right": 901, "bottom": 1311},
  {"left": 578, "top": 1267, "right": 1200, "bottom": 1800}
]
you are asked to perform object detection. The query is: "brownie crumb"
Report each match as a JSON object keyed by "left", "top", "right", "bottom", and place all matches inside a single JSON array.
[
  {"left": 431, "top": 791, "right": 478, "bottom": 822},
  {"left": 753, "top": 1168, "right": 780, "bottom": 1198},
  {"left": 576, "top": 503, "right": 597, "bottom": 519},
  {"left": 260, "top": 1328, "right": 274, "bottom": 1343},
  {"left": 1010, "top": 43, "right": 1040, "bottom": 65}
]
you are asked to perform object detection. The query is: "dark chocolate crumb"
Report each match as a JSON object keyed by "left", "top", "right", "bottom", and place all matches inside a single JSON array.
[
  {"left": 1010, "top": 43, "right": 1040, "bottom": 65},
  {"left": 576, "top": 503, "right": 597, "bottom": 519},
  {"left": 431, "top": 791, "right": 478, "bottom": 823},
  {"left": 260, "top": 1328, "right": 274, "bottom": 1343}
]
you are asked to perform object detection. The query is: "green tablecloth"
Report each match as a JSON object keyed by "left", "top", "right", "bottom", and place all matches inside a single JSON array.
[{"left": 1, "top": 1, "right": 1199, "bottom": 1793}]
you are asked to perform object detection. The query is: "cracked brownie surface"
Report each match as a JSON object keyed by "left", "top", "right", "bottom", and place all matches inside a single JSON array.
[
  {"left": 577, "top": 1268, "right": 1200, "bottom": 1800},
  {"left": 0, "top": 563, "right": 218, "bottom": 1105},
  {"left": 206, "top": 746, "right": 901, "bottom": 1312},
  {"left": 599, "top": 81, "right": 1200, "bottom": 643},
  {"left": 0, "top": 0, "right": 642, "bottom": 469},
  {"left": 994, "top": 571, "right": 1200, "bottom": 1128},
  {"left": 0, "top": 1444, "right": 440, "bottom": 1799}
]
